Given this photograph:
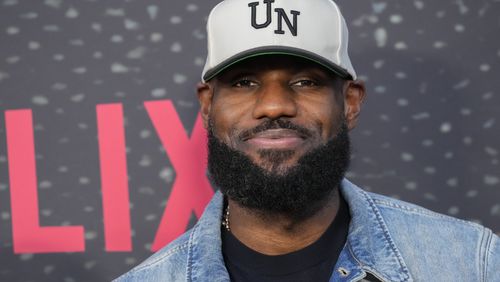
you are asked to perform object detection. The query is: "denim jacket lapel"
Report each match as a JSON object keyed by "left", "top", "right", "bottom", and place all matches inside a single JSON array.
[
  {"left": 337, "top": 179, "right": 414, "bottom": 282},
  {"left": 187, "top": 192, "right": 231, "bottom": 282}
]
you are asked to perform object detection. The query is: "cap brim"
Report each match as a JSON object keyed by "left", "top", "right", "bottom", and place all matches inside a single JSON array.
[{"left": 203, "top": 46, "right": 353, "bottom": 82}]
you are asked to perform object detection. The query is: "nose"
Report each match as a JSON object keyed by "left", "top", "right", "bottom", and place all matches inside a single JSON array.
[{"left": 252, "top": 81, "right": 298, "bottom": 120}]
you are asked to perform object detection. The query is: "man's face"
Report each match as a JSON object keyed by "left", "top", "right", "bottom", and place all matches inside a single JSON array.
[
  {"left": 198, "top": 55, "right": 365, "bottom": 218},
  {"left": 203, "top": 56, "right": 345, "bottom": 174}
]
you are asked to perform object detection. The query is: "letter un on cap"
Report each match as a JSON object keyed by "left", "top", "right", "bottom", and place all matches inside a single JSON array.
[{"left": 201, "top": 0, "right": 357, "bottom": 82}]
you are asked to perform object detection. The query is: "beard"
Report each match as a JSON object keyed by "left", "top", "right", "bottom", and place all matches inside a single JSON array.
[{"left": 207, "top": 118, "right": 351, "bottom": 221}]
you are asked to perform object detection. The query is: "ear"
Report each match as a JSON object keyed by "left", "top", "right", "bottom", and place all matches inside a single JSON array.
[
  {"left": 197, "top": 82, "right": 214, "bottom": 129},
  {"left": 343, "top": 80, "right": 366, "bottom": 130}
]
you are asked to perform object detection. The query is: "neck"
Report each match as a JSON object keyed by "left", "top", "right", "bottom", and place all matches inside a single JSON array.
[{"left": 226, "top": 190, "right": 340, "bottom": 255}]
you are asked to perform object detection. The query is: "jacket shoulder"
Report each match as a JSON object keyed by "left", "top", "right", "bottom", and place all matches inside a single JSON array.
[
  {"left": 487, "top": 233, "right": 500, "bottom": 281},
  {"left": 369, "top": 191, "right": 483, "bottom": 228},
  {"left": 113, "top": 230, "right": 192, "bottom": 282},
  {"left": 368, "top": 191, "right": 499, "bottom": 281}
]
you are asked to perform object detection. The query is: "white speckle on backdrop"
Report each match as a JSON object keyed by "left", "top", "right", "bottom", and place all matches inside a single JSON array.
[
  {"left": 173, "top": 73, "right": 187, "bottom": 84},
  {"left": 401, "top": 152, "right": 414, "bottom": 162},
  {"left": 170, "top": 16, "right": 182, "bottom": 24},
  {"left": 186, "top": 4, "right": 199, "bottom": 12},
  {"left": 150, "top": 32, "right": 163, "bottom": 42},
  {"left": 159, "top": 167, "right": 174, "bottom": 183},
  {"left": 453, "top": 79, "right": 470, "bottom": 90},
  {"left": 44, "top": 0, "right": 62, "bottom": 9},
  {"left": 111, "top": 62, "right": 129, "bottom": 73},
  {"left": 151, "top": 88, "right": 167, "bottom": 98},
  {"left": 413, "top": 1, "right": 424, "bottom": 10},
  {"left": 170, "top": 42, "right": 182, "bottom": 53},
  {"left": 147, "top": 5, "right": 158, "bottom": 20},
  {"left": 389, "top": 14, "right": 403, "bottom": 24},
  {"left": 32, "top": 95, "right": 49, "bottom": 105},
  {"left": 374, "top": 28, "right": 387, "bottom": 47},
  {"left": 124, "top": 19, "right": 140, "bottom": 30},
  {"left": 1, "top": 211, "right": 10, "bottom": 220},
  {"left": 394, "top": 41, "right": 408, "bottom": 50},
  {"left": 106, "top": 8, "right": 125, "bottom": 17},
  {"left": 65, "top": 7, "right": 79, "bottom": 18},
  {"left": 484, "top": 175, "right": 499, "bottom": 186},
  {"left": 440, "top": 122, "right": 452, "bottom": 133}
]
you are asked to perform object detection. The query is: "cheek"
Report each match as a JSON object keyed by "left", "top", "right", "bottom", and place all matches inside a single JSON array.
[
  {"left": 299, "top": 98, "right": 343, "bottom": 140},
  {"left": 209, "top": 95, "right": 254, "bottom": 143}
]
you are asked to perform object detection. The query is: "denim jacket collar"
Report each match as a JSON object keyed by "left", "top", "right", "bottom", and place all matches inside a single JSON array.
[
  {"left": 187, "top": 191, "right": 230, "bottom": 281},
  {"left": 336, "top": 179, "right": 414, "bottom": 282},
  {"left": 186, "top": 179, "right": 414, "bottom": 282}
]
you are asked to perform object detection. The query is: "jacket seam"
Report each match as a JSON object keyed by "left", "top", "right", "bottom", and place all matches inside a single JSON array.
[
  {"left": 346, "top": 241, "right": 370, "bottom": 282},
  {"left": 363, "top": 191, "right": 411, "bottom": 282},
  {"left": 478, "top": 227, "right": 485, "bottom": 282},
  {"left": 186, "top": 223, "right": 199, "bottom": 282},
  {"left": 482, "top": 228, "right": 492, "bottom": 282},
  {"left": 372, "top": 198, "right": 482, "bottom": 228},
  {"left": 131, "top": 242, "right": 189, "bottom": 272},
  {"left": 347, "top": 241, "right": 388, "bottom": 282}
]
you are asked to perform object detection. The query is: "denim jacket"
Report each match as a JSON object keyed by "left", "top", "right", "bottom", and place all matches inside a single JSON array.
[{"left": 115, "top": 179, "right": 500, "bottom": 282}]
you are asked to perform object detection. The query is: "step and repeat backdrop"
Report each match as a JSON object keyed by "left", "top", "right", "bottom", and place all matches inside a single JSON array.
[{"left": 0, "top": 0, "right": 499, "bottom": 281}]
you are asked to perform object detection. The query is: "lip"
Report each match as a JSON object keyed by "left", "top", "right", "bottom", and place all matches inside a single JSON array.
[{"left": 244, "top": 129, "right": 306, "bottom": 150}]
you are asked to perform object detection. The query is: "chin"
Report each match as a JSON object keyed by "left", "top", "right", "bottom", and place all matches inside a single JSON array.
[{"left": 250, "top": 149, "right": 303, "bottom": 175}]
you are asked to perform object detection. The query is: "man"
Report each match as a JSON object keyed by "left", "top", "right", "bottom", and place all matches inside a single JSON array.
[{"left": 116, "top": 0, "right": 500, "bottom": 281}]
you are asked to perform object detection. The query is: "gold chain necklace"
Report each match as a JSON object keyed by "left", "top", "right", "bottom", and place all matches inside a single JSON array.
[{"left": 222, "top": 204, "right": 230, "bottom": 232}]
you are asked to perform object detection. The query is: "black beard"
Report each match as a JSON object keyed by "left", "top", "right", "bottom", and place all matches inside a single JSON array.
[{"left": 207, "top": 119, "right": 351, "bottom": 222}]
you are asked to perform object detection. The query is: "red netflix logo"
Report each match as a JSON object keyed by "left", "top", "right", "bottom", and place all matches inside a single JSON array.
[{"left": 4, "top": 100, "right": 213, "bottom": 253}]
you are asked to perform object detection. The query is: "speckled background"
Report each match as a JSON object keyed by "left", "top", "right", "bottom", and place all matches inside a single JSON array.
[{"left": 0, "top": 0, "right": 498, "bottom": 281}]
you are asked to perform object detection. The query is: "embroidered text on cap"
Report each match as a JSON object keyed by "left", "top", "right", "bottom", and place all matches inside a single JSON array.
[{"left": 249, "top": 0, "right": 301, "bottom": 36}]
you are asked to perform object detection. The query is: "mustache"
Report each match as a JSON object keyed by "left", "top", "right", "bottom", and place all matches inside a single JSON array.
[{"left": 238, "top": 119, "right": 314, "bottom": 141}]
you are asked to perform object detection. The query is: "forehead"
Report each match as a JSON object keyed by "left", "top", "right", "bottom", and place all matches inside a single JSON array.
[{"left": 214, "top": 55, "right": 338, "bottom": 79}]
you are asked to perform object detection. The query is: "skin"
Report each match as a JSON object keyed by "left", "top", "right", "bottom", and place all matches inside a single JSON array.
[{"left": 198, "top": 55, "right": 366, "bottom": 255}]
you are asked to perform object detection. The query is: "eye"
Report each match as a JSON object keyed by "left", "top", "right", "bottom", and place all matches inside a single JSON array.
[
  {"left": 291, "top": 79, "right": 318, "bottom": 87},
  {"left": 233, "top": 79, "right": 257, "bottom": 88}
]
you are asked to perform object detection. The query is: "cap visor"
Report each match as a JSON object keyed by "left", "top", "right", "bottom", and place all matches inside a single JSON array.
[{"left": 203, "top": 46, "right": 353, "bottom": 82}]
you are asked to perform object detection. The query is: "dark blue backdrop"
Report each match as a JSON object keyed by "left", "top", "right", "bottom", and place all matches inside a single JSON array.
[{"left": 0, "top": 0, "right": 499, "bottom": 281}]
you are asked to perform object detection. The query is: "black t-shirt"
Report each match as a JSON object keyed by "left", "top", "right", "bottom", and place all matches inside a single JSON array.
[{"left": 222, "top": 198, "right": 350, "bottom": 282}]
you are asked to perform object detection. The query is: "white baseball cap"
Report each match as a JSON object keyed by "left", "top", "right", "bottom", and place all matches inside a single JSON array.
[{"left": 201, "top": 0, "right": 356, "bottom": 82}]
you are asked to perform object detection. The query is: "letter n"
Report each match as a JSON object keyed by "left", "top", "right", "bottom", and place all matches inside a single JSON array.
[{"left": 274, "top": 8, "right": 300, "bottom": 36}]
